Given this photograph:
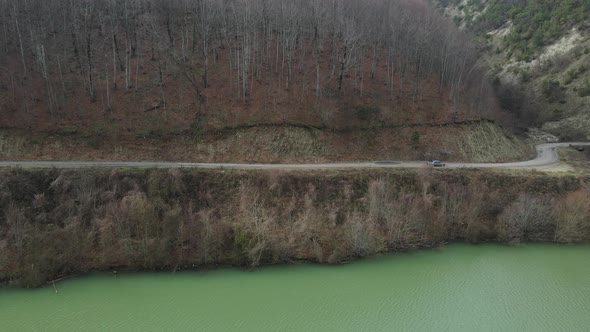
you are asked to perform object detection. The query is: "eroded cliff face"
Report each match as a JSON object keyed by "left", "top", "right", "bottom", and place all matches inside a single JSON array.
[{"left": 1, "top": 168, "right": 588, "bottom": 287}]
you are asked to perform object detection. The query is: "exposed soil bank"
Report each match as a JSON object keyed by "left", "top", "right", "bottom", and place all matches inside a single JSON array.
[
  {"left": 0, "top": 122, "right": 530, "bottom": 164},
  {"left": 1, "top": 168, "right": 589, "bottom": 287}
]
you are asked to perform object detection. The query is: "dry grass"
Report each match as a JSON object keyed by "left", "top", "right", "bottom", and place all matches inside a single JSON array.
[
  {"left": 454, "top": 122, "right": 532, "bottom": 162},
  {"left": 0, "top": 134, "right": 28, "bottom": 157},
  {"left": 0, "top": 122, "right": 529, "bottom": 163},
  {"left": 556, "top": 147, "right": 590, "bottom": 174}
]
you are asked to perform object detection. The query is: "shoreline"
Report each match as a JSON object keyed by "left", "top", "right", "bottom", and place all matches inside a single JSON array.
[
  {"left": 6, "top": 241, "right": 590, "bottom": 289},
  {"left": 1, "top": 168, "right": 588, "bottom": 288}
]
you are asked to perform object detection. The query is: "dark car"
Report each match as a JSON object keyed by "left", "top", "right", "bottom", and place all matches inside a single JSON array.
[{"left": 432, "top": 160, "right": 446, "bottom": 167}]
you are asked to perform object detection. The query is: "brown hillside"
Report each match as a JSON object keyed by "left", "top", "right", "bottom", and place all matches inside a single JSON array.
[{"left": 0, "top": 0, "right": 508, "bottom": 162}]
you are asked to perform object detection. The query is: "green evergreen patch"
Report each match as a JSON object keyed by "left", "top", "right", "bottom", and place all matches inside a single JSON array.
[{"left": 470, "top": 0, "right": 590, "bottom": 60}]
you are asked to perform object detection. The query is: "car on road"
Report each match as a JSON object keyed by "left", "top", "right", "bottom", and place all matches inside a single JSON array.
[{"left": 431, "top": 160, "right": 446, "bottom": 167}]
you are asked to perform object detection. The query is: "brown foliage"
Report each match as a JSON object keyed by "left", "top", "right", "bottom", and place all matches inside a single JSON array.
[
  {"left": 0, "top": 168, "right": 588, "bottom": 287},
  {"left": 497, "top": 194, "right": 554, "bottom": 244},
  {"left": 554, "top": 191, "right": 590, "bottom": 243},
  {"left": 0, "top": 0, "right": 502, "bottom": 140}
]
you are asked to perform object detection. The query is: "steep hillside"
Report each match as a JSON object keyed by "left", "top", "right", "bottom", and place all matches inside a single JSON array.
[
  {"left": 0, "top": 0, "right": 521, "bottom": 162},
  {"left": 434, "top": 0, "right": 590, "bottom": 140}
]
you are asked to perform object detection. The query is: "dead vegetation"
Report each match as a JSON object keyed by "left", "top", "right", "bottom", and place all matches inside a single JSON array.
[
  {"left": 497, "top": 194, "right": 554, "bottom": 243},
  {"left": 0, "top": 121, "right": 530, "bottom": 163},
  {"left": 0, "top": 168, "right": 588, "bottom": 287},
  {"left": 554, "top": 190, "right": 590, "bottom": 243},
  {"left": 0, "top": 135, "right": 29, "bottom": 157},
  {"left": 0, "top": 0, "right": 501, "bottom": 139},
  {"left": 453, "top": 121, "right": 532, "bottom": 162}
]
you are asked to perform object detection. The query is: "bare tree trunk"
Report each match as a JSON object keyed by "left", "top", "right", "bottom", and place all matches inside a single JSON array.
[
  {"left": 57, "top": 55, "right": 67, "bottom": 98},
  {"left": 243, "top": 40, "right": 248, "bottom": 103},
  {"left": 338, "top": 47, "right": 346, "bottom": 91},
  {"left": 124, "top": 0, "right": 131, "bottom": 92},
  {"left": 13, "top": 6, "right": 27, "bottom": 78},
  {"left": 113, "top": 34, "right": 118, "bottom": 90},
  {"left": 236, "top": 41, "right": 240, "bottom": 99},
  {"left": 360, "top": 64, "right": 364, "bottom": 97},
  {"left": 134, "top": 39, "right": 140, "bottom": 95},
  {"left": 228, "top": 41, "right": 233, "bottom": 97},
  {"left": 71, "top": 31, "right": 82, "bottom": 70},
  {"left": 371, "top": 44, "right": 377, "bottom": 79},
  {"left": 37, "top": 44, "right": 55, "bottom": 115},
  {"left": 2, "top": 1, "right": 8, "bottom": 56},
  {"left": 157, "top": 55, "right": 166, "bottom": 112},
  {"left": 86, "top": 33, "right": 94, "bottom": 100},
  {"left": 9, "top": 71, "right": 16, "bottom": 105},
  {"left": 125, "top": 43, "right": 130, "bottom": 91},
  {"left": 315, "top": 56, "right": 321, "bottom": 98},
  {"left": 106, "top": 65, "right": 112, "bottom": 111}
]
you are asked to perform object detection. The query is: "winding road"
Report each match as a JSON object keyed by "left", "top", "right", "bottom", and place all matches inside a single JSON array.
[{"left": 0, "top": 143, "right": 587, "bottom": 170}]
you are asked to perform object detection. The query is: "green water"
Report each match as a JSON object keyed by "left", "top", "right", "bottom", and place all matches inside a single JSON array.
[{"left": 1, "top": 244, "right": 589, "bottom": 331}]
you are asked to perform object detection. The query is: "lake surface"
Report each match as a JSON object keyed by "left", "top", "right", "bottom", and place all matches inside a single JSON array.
[{"left": 1, "top": 244, "right": 589, "bottom": 331}]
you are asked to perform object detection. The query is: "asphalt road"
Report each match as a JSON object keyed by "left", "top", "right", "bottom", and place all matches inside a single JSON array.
[{"left": 0, "top": 142, "right": 588, "bottom": 170}]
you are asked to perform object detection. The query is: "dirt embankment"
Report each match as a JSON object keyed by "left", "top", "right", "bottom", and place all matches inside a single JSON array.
[
  {"left": 0, "top": 121, "right": 530, "bottom": 163},
  {"left": 1, "top": 168, "right": 589, "bottom": 288}
]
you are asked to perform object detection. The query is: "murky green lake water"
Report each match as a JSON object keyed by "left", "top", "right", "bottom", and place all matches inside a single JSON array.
[{"left": 1, "top": 244, "right": 589, "bottom": 331}]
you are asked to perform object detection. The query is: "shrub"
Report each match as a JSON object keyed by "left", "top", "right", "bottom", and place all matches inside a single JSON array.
[
  {"left": 520, "top": 70, "right": 531, "bottom": 83},
  {"left": 4, "top": 203, "right": 27, "bottom": 258},
  {"left": 354, "top": 105, "right": 379, "bottom": 122},
  {"left": 564, "top": 66, "right": 587, "bottom": 85},
  {"left": 542, "top": 79, "right": 565, "bottom": 103},
  {"left": 119, "top": 191, "right": 162, "bottom": 268},
  {"left": 345, "top": 211, "right": 383, "bottom": 257},
  {"left": 577, "top": 79, "right": 590, "bottom": 97},
  {"left": 551, "top": 109, "right": 565, "bottom": 121},
  {"left": 564, "top": 69, "right": 577, "bottom": 85},
  {"left": 234, "top": 184, "right": 281, "bottom": 266},
  {"left": 554, "top": 191, "right": 590, "bottom": 243},
  {"left": 411, "top": 131, "right": 420, "bottom": 147},
  {"left": 473, "top": 0, "right": 590, "bottom": 55},
  {"left": 497, "top": 194, "right": 554, "bottom": 243}
]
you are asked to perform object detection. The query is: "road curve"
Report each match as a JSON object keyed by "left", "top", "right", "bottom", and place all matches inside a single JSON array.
[{"left": 0, "top": 143, "right": 588, "bottom": 170}]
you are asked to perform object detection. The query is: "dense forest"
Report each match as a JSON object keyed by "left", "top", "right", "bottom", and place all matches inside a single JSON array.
[{"left": 0, "top": 0, "right": 500, "bottom": 135}]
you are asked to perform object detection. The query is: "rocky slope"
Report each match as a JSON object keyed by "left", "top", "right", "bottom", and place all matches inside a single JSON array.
[{"left": 433, "top": 0, "right": 590, "bottom": 140}]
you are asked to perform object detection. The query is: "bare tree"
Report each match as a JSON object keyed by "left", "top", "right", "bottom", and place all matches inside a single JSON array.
[
  {"left": 12, "top": 3, "right": 27, "bottom": 78},
  {"left": 0, "top": 0, "right": 499, "bottom": 126}
]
